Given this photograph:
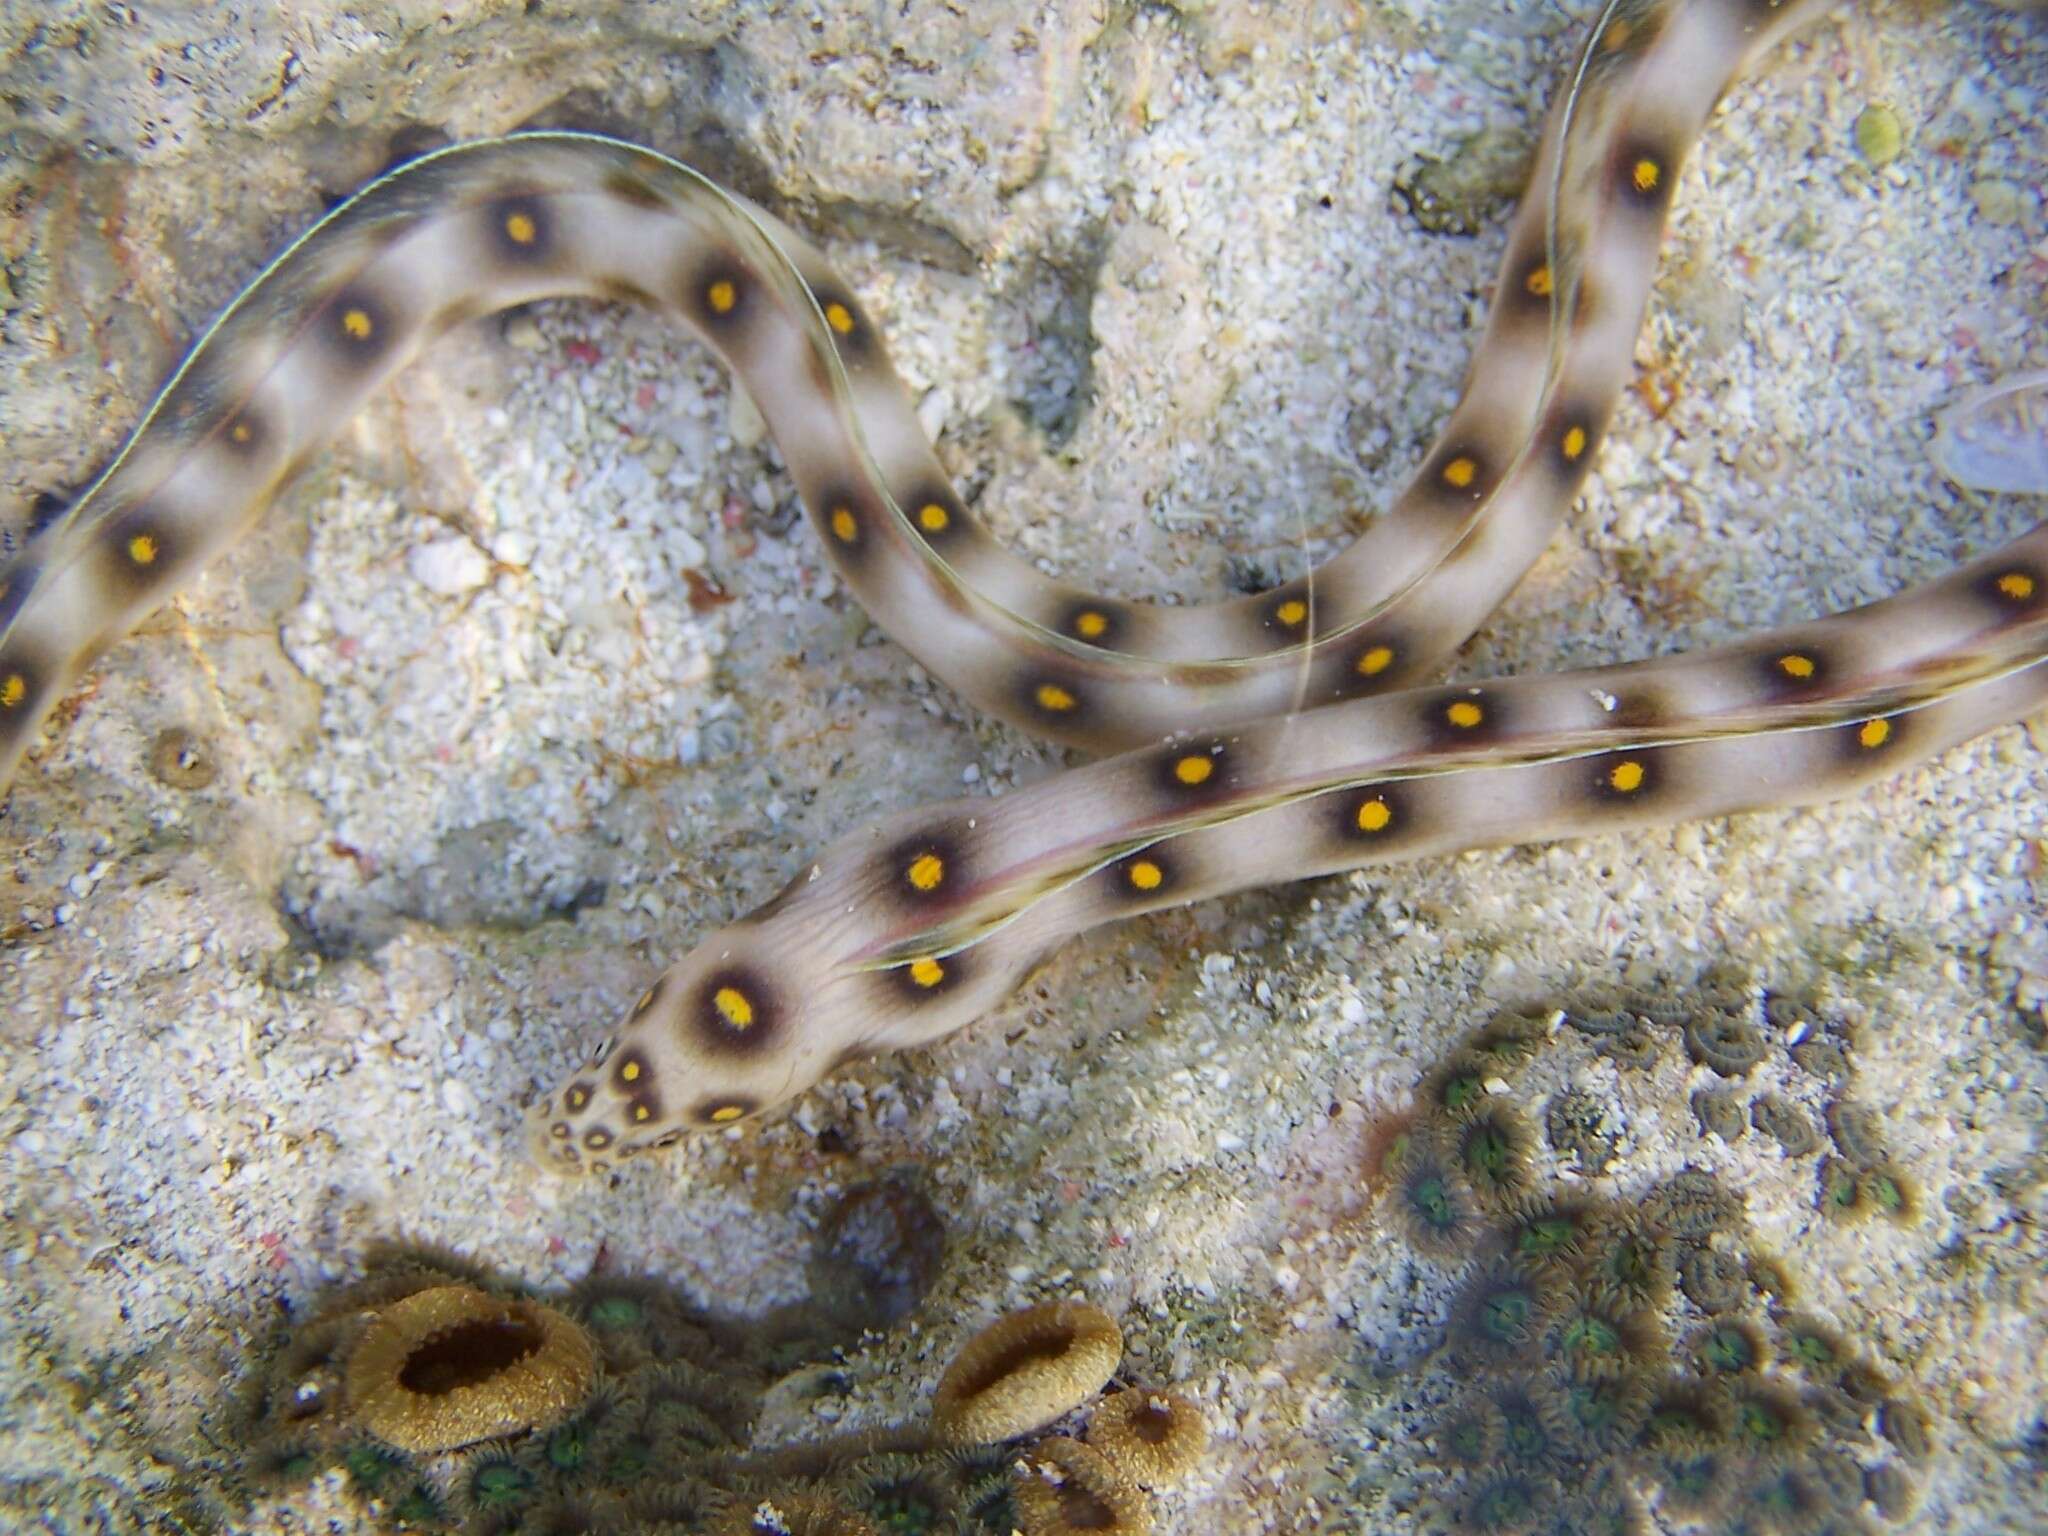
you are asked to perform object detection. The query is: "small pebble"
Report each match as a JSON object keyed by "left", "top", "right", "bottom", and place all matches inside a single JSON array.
[
  {"left": 1853, "top": 103, "right": 1905, "bottom": 167},
  {"left": 408, "top": 535, "right": 490, "bottom": 595},
  {"left": 642, "top": 437, "right": 679, "bottom": 477},
  {"left": 729, "top": 384, "right": 768, "bottom": 448},
  {"left": 440, "top": 1078, "right": 478, "bottom": 1117},
  {"left": 1969, "top": 177, "right": 2029, "bottom": 225},
  {"left": 671, "top": 528, "right": 708, "bottom": 569},
  {"left": 491, "top": 531, "right": 534, "bottom": 567},
  {"left": 917, "top": 386, "right": 952, "bottom": 441}
]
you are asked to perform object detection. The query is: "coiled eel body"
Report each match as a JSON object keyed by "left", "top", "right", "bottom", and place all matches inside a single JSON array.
[{"left": 0, "top": 0, "right": 2038, "bottom": 1176}]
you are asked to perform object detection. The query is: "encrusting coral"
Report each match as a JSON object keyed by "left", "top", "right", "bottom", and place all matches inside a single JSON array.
[
  {"left": 1382, "top": 1133, "right": 1484, "bottom": 1260},
  {"left": 1428, "top": 1396, "right": 1504, "bottom": 1470},
  {"left": 1677, "top": 1245, "right": 1749, "bottom": 1316},
  {"left": 1691, "top": 1316, "right": 1770, "bottom": 1378},
  {"left": 569, "top": 1274, "right": 719, "bottom": 1372},
  {"left": 1441, "top": 1101, "right": 1539, "bottom": 1213},
  {"left": 255, "top": 1311, "right": 360, "bottom": 1449},
  {"left": 1011, "top": 1437, "right": 1150, "bottom": 1536},
  {"left": 224, "top": 1254, "right": 759, "bottom": 1525},
  {"left": 1084, "top": 1389, "right": 1210, "bottom": 1486},
  {"left": 1682, "top": 1003, "right": 1769, "bottom": 1076},
  {"left": 1499, "top": 1194, "right": 1601, "bottom": 1281},
  {"left": 930, "top": 1301, "right": 1124, "bottom": 1448},
  {"left": 345, "top": 1284, "right": 599, "bottom": 1455},
  {"left": 1448, "top": 1261, "right": 1555, "bottom": 1368},
  {"left": 224, "top": 1244, "right": 1211, "bottom": 1536},
  {"left": 1368, "top": 979, "right": 1939, "bottom": 1534},
  {"left": 1587, "top": 1209, "right": 1675, "bottom": 1303},
  {"left": 1417, "top": 1050, "right": 1495, "bottom": 1121},
  {"left": 711, "top": 1492, "right": 880, "bottom": 1536},
  {"left": 448, "top": 1442, "right": 541, "bottom": 1522},
  {"left": 837, "top": 1451, "right": 964, "bottom": 1532},
  {"left": 1690, "top": 1086, "right": 1747, "bottom": 1143},
  {"left": 1750, "top": 1093, "right": 1822, "bottom": 1157}
]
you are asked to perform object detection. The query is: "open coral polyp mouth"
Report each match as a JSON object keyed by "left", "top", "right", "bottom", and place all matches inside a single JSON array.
[{"left": 344, "top": 1284, "right": 597, "bottom": 1454}]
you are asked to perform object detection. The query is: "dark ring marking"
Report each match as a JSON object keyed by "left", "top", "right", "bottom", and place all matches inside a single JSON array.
[
  {"left": 611, "top": 1048, "right": 654, "bottom": 1093},
  {"left": 562, "top": 1081, "right": 597, "bottom": 1113},
  {"left": 885, "top": 827, "right": 966, "bottom": 907},
  {"left": 582, "top": 1127, "right": 614, "bottom": 1151},
  {"left": 487, "top": 192, "right": 555, "bottom": 264},
  {"left": 1507, "top": 248, "right": 1557, "bottom": 324},
  {"left": 218, "top": 407, "right": 268, "bottom": 458},
  {"left": 1323, "top": 631, "right": 1405, "bottom": 702},
  {"left": 1544, "top": 400, "right": 1603, "bottom": 483},
  {"left": 1350, "top": 638, "right": 1398, "bottom": 683},
  {"left": 1334, "top": 782, "right": 1409, "bottom": 844},
  {"left": 1422, "top": 687, "right": 1505, "bottom": 746},
  {"left": 101, "top": 506, "right": 174, "bottom": 596},
  {"left": 902, "top": 480, "right": 971, "bottom": 548},
  {"left": 325, "top": 286, "right": 393, "bottom": 363},
  {"left": 1103, "top": 848, "right": 1179, "bottom": 903},
  {"left": 1838, "top": 713, "right": 1905, "bottom": 763},
  {"left": 1152, "top": 741, "right": 1237, "bottom": 803},
  {"left": 1019, "top": 671, "right": 1091, "bottom": 728},
  {"left": 624, "top": 1090, "right": 665, "bottom": 1127},
  {"left": 685, "top": 254, "right": 754, "bottom": 332},
  {"left": 694, "top": 1096, "right": 759, "bottom": 1128},
  {"left": 1615, "top": 135, "right": 1680, "bottom": 213},
  {"left": 808, "top": 282, "right": 875, "bottom": 364},
  {"left": 1059, "top": 597, "right": 1129, "bottom": 651},
  {"left": 1978, "top": 564, "right": 2042, "bottom": 614},
  {"left": 1587, "top": 749, "right": 1665, "bottom": 805},
  {"left": 1260, "top": 581, "right": 1315, "bottom": 643},
  {"left": 692, "top": 966, "right": 784, "bottom": 1056},
  {"left": 1754, "top": 644, "right": 1832, "bottom": 699},
  {"left": 887, "top": 951, "right": 968, "bottom": 1003},
  {"left": 0, "top": 650, "right": 51, "bottom": 749},
  {"left": 1425, "top": 444, "right": 1491, "bottom": 506},
  {"left": 813, "top": 480, "right": 879, "bottom": 566}
]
